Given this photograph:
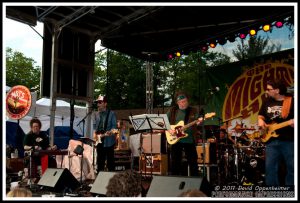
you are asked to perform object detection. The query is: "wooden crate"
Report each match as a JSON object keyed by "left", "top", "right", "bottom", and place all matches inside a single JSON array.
[
  {"left": 196, "top": 143, "right": 210, "bottom": 164},
  {"left": 139, "top": 154, "right": 168, "bottom": 175}
]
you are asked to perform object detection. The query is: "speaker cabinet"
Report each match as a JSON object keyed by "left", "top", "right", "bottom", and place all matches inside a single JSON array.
[
  {"left": 142, "top": 133, "right": 162, "bottom": 154},
  {"left": 37, "top": 168, "right": 80, "bottom": 192},
  {"left": 90, "top": 171, "right": 118, "bottom": 196},
  {"left": 196, "top": 143, "right": 210, "bottom": 164},
  {"left": 41, "top": 23, "right": 93, "bottom": 100},
  {"left": 146, "top": 175, "right": 211, "bottom": 197}
]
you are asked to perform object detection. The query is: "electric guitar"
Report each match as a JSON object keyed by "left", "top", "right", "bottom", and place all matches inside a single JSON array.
[
  {"left": 260, "top": 119, "right": 293, "bottom": 142},
  {"left": 166, "top": 112, "right": 216, "bottom": 145},
  {"left": 95, "top": 129, "right": 119, "bottom": 146}
]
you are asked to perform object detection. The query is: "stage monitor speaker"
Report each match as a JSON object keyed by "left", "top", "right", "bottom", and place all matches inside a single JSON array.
[
  {"left": 90, "top": 171, "right": 118, "bottom": 196},
  {"left": 37, "top": 168, "right": 80, "bottom": 193},
  {"left": 146, "top": 175, "right": 211, "bottom": 197}
]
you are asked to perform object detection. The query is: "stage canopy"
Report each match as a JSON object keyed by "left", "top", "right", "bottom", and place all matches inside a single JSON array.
[{"left": 6, "top": 4, "right": 294, "bottom": 62}]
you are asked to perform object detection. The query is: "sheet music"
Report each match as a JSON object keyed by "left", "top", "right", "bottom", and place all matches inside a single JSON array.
[{"left": 129, "top": 114, "right": 171, "bottom": 131}]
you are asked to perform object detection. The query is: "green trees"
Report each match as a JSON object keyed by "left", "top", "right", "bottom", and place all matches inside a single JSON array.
[
  {"left": 6, "top": 47, "right": 40, "bottom": 91},
  {"left": 232, "top": 36, "right": 281, "bottom": 61}
]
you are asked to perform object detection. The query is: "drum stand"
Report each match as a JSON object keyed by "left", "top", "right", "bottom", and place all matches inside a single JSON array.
[{"left": 28, "top": 150, "right": 33, "bottom": 188}]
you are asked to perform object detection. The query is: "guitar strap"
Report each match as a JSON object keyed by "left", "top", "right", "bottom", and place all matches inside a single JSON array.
[
  {"left": 281, "top": 96, "right": 292, "bottom": 119},
  {"left": 104, "top": 109, "right": 111, "bottom": 131},
  {"left": 169, "top": 106, "right": 178, "bottom": 124}
]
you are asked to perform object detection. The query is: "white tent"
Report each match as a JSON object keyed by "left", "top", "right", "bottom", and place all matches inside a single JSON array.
[
  {"left": 7, "top": 98, "right": 91, "bottom": 136},
  {"left": 30, "top": 97, "right": 87, "bottom": 118}
]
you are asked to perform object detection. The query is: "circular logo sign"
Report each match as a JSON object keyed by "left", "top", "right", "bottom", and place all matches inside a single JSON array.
[{"left": 6, "top": 85, "right": 32, "bottom": 120}]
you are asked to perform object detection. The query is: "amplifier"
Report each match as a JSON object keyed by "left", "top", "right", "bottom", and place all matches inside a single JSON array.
[
  {"left": 139, "top": 154, "right": 168, "bottom": 175},
  {"left": 196, "top": 143, "right": 210, "bottom": 164},
  {"left": 141, "top": 133, "right": 161, "bottom": 154}
]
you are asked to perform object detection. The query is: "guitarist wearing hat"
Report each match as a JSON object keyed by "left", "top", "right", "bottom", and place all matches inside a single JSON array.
[
  {"left": 258, "top": 79, "right": 294, "bottom": 186},
  {"left": 166, "top": 91, "right": 205, "bottom": 176},
  {"left": 93, "top": 95, "right": 117, "bottom": 173}
]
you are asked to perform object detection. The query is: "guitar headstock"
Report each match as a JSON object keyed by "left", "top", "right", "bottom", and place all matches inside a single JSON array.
[{"left": 205, "top": 112, "right": 216, "bottom": 119}]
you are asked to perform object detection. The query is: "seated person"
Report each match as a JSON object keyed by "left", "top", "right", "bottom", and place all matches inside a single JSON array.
[{"left": 23, "top": 118, "right": 57, "bottom": 178}]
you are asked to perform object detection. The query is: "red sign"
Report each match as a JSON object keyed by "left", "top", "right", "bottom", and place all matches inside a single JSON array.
[{"left": 6, "top": 85, "right": 32, "bottom": 120}]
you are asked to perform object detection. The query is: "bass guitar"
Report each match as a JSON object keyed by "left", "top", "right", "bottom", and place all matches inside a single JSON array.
[
  {"left": 166, "top": 112, "right": 216, "bottom": 145},
  {"left": 95, "top": 129, "right": 119, "bottom": 146},
  {"left": 260, "top": 119, "right": 293, "bottom": 142}
]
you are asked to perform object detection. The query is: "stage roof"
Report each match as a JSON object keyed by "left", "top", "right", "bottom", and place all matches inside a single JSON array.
[{"left": 6, "top": 5, "right": 294, "bottom": 62}]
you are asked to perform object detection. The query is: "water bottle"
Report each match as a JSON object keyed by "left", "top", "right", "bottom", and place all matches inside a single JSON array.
[{"left": 14, "top": 149, "right": 18, "bottom": 158}]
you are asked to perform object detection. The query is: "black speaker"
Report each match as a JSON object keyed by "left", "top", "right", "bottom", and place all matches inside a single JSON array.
[
  {"left": 146, "top": 175, "right": 211, "bottom": 197},
  {"left": 41, "top": 23, "right": 93, "bottom": 100},
  {"left": 90, "top": 171, "right": 118, "bottom": 196},
  {"left": 37, "top": 168, "right": 80, "bottom": 193}
]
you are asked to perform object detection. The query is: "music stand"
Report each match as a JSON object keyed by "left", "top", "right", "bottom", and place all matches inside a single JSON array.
[
  {"left": 78, "top": 137, "right": 96, "bottom": 178},
  {"left": 129, "top": 114, "right": 170, "bottom": 177}
]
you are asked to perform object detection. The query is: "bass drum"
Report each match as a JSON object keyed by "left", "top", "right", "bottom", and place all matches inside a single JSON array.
[{"left": 241, "top": 152, "right": 265, "bottom": 185}]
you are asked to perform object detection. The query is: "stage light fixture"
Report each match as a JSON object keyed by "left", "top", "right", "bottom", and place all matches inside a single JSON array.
[
  {"left": 167, "top": 54, "right": 173, "bottom": 60},
  {"left": 239, "top": 33, "right": 247, "bottom": 39},
  {"left": 249, "top": 29, "right": 256, "bottom": 36},
  {"left": 227, "top": 35, "right": 236, "bottom": 43},
  {"left": 175, "top": 52, "right": 181, "bottom": 57},
  {"left": 201, "top": 45, "right": 208, "bottom": 52},
  {"left": 217, "top": 38, "right": 227, "bottom": 46},
  {"left": 262, "top": 24, "right": 271, "bottom": 32},
  {"left": 209, "top": 41, "right": 216, "bottom": 48},
  {"left": 275, "top": 21, "right": 283, "bottom": 28}
]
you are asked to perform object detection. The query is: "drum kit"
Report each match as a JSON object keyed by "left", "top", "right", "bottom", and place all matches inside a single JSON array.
[{"left": 205, "top": 118, "right": 266, "bottom": 186}]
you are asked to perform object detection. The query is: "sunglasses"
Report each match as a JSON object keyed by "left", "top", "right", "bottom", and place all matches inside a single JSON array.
[{"left": 97, "top": 100, "right": 104, "bottom": 104}]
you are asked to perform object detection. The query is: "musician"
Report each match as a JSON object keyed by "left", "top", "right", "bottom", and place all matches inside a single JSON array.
[
  {"left": 23, "top": 118, "right": 57, "bottom": 178},
  {"left": 166, "top": 91, "right": 203, "bottom": 176},
  {"left": 93, "top": 95, "right": 117, "bottom": 173},
  {"left": 258, "top": 79, "right": 294, "bottom": 186}
]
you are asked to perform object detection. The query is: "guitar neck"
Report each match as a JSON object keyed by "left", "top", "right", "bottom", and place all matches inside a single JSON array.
[
  {"left": 181, "top": 113, "right": 215, "bottom": 131},
  {"left": 182, "top": 120, "right": 198, "bottom": 130},
  {"left": 270, "top": 120, "right": 291, "bottom": 131}
]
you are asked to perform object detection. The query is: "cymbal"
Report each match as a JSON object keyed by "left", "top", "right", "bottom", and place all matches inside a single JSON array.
[
  {"left": 221, "top": 115, "right": 243, "bottom": 123},
  {"left": 204, "top": 125, "right": 219, "bottom": 130},
  {"left": 233, "top": 128, "right": 256, "bottom": 131}
]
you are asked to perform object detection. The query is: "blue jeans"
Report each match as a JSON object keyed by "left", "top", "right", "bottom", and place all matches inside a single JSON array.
[{"left": 265, "top": 139, "right": 294, "bottom": 186}]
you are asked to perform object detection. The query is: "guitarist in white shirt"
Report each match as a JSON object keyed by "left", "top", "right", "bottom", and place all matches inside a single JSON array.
[
  {"left": 93, "top": 95, "right": 117, "bottom": 173},
  {"left": 258, "top": 79, "right": 294, "bottom": 187},
  {"left": 166, "top": 91, "right": 203, "bottom": 176}
]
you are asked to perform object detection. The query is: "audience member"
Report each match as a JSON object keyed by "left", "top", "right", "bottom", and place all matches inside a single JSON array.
[
  {"left": 106, "top": 170, "right": 142, "bottom": 197},
  {"left": 178, "top": 189, "right": 207, "bottom": 197},
  {"left": 7, "top": 187, "right": 32, "bottom": 197}
]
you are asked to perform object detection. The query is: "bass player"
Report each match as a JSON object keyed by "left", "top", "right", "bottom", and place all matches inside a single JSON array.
[{"left": 258, "top": 79, "right": 294, "bottom": 186}]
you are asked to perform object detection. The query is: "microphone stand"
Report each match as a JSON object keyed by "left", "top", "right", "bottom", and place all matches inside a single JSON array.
[
  {"left": 199, "top": 109, "right": 207, "bottom": 178},
  {"left": 77, "top": 111, "right": 92, "bottom": 136}
]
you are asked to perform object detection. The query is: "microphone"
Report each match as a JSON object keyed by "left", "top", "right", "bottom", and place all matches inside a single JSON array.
[{"left": 208, "top": 86, "right": 220, "bottom": 94}]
